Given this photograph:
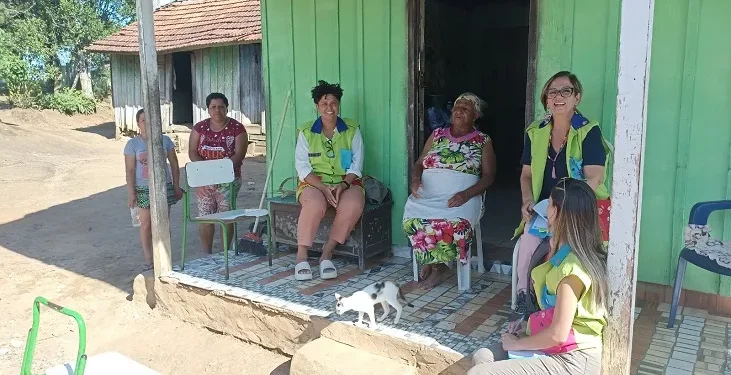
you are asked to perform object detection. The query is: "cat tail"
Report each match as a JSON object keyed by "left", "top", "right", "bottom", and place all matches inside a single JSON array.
[{"left": 398, "top": 286, "right": 414, "bottom": 307}]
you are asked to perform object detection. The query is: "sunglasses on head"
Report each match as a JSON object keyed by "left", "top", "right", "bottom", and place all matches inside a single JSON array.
[{"left": 324, "top": 139, "right": 335, "bottom": 158}]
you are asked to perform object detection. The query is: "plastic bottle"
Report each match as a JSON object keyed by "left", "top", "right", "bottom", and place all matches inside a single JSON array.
[{"left": 130, "top": 207, "right": 141, "bottom": 227}]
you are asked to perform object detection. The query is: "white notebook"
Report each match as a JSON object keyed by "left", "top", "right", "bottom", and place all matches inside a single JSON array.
[{"left": 508, "top": 350, "right": 547, "bottom": 359}]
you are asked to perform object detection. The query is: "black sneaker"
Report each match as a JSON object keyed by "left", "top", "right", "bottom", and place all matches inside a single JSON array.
[
  {"left": 507, "top": 291, "right": 529, "bottom": 323},
  {"left": 514, "top": 291, "right": 529, "bottom": 315}
]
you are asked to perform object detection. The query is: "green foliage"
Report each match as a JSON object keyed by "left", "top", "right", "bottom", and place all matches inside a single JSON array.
[
  {"left": 37, "top": 88, "right": 96, "bottom": 115},
  {"left": 92, "top": 63, "right": 112, "bottom": 100}
]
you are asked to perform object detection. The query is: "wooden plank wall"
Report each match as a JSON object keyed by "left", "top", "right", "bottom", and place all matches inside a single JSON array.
[
  {"left": 110, "top": 53, "right": 172, "bottom": 133},
  {"left": 262, "top": 0, "right": 409, "bottom": 243},
  {"left": 191, "top": 44, "right": 264, "bottom": 126}
]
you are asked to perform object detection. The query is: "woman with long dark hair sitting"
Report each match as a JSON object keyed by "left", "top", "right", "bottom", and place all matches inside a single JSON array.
[{"left": 468, "top": 178, "right": 607, "bottom": 375}]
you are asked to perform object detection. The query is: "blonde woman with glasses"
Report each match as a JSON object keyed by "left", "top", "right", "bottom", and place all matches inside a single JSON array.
[{"left": 511, "top": 71, "right": 612, "bottom": 323}]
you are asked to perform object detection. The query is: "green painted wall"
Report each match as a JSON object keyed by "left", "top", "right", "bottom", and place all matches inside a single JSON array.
[
  {"left": 536, "top": 0, "right": 731, "bottom": 295},
  {"left": 640, "top": 0, "right": 731, "bottom": 296},
  {"left": 533, "top": 0, "right": 621, "bottom": 161},
  {"left": 262, "top": 0, "right": 731, "bottom": 296},
  {"left": 262, "top": 0, "right": 409, "bottom": 244}
]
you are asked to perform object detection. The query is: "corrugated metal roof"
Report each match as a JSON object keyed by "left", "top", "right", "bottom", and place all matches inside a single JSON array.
[{"left": 87, "top": 0, "right": 261, "bottom": 54}]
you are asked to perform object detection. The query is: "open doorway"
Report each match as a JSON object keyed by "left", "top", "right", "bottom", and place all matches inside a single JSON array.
[
  {"left": 172, "top": 52, "right": 193, "bottom": 126},
  {"left": 410, "top": 0, "right": 534, "bottom": 265}
]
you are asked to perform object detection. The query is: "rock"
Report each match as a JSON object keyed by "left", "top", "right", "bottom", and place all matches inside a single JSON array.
[
  {"left": 319, "top": 322, "right": 468, "bottom": 375},
  {"left": 154, "top": 276, "right": 324, "bottom": 356},
  {"left": 290, "top": 337, "right": 416, "bottom": 375},
  {"left": 132, "top": 271, "right": 157, "bottom": 309}
]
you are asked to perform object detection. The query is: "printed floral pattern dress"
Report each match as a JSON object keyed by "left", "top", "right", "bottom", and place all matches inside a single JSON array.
[{"left": 404, "top": 127, "right": 488, "bottom": 265}]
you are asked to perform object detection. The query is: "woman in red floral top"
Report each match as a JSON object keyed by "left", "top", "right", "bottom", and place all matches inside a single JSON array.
[{"left": 188, "top": 92, "right": 248, "bottom": 254}]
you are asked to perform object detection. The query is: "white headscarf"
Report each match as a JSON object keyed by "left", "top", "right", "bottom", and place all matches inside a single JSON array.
[{"left": 454, "top": 92, "right": 484, "bottom": 118}]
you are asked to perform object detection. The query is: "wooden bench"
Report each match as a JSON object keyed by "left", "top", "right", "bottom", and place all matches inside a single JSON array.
[{"left": 267, "top": 196, "right": 392, "bottom": 269}]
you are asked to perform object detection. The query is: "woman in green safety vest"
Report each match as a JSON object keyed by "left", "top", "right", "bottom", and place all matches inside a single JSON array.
[
  {"left": 293, "top": 80, "right": 365, "bottom": 281},
  {"left": 511, "top": 71, "right": 612, "bottom": 323}
]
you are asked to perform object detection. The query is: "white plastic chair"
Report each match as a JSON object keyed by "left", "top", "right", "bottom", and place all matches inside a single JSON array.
[
  {"left": 46, "top": 352, "right": 159, "bottom": 375},
  {"left": 456, "top": 218, "right": 485, "bottom": 291},
  {"left": 411, "top": 194, "right": 486, "bottom": 291},
  {"left": 179, "top": 159, "right": 268, "bottom": 279}
]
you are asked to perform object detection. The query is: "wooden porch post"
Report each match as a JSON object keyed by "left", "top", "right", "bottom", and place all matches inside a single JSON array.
[
  {"left": 136, "top": 0, "right": 172, "bottom": 277},
  {"left": 602, "top": 0, "right": 655, "bottom": 374}
]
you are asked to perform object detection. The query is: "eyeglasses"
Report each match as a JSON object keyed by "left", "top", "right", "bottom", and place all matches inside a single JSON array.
[
  {"left": 546, "top": 87, "right": 575, "bottom": 99},
  {"left": 324, "top": 139, "right": 335, "bottom": 158}
]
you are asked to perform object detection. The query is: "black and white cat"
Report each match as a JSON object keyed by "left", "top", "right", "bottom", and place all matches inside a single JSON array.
[{"left": 334, "top": 281, "right": 414, "bottom": 328}]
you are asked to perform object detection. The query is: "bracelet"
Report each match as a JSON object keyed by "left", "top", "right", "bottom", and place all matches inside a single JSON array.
[{"left": 341, "top": 180, "right": 351, "bottom": 188}]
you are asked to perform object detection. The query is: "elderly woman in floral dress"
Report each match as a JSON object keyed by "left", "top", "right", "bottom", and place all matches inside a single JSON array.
[{"left": 403, "top": 92, "right": 497, "bottom": 289}]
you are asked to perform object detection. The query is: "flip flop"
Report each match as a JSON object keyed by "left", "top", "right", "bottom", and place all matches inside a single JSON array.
[
  {"left": 319, "top": 259, "right": 337, "bottom": 280},
  {"left": 294, "top": 261, "right": 313, "bottom": 281}
]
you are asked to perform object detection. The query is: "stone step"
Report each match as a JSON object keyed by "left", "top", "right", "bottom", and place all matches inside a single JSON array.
[
  {"left": 290, "top": 337, "right": 416, "bottom": 375},
  {"left": 246, "top": 124, "right": 264, "bottom": 135},
  {"left": 249, "top": 134, "right": 267, "bottom": 142}
]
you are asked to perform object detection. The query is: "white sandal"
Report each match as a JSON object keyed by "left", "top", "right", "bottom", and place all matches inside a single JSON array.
[
  {"left": 294, "top": 261, "right": 313, "bottom": 281},
  {"left": 319, "top": 259, "right": 337, "bottom": 280}
]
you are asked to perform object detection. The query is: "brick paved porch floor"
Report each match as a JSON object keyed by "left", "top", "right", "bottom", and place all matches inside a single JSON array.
[{"left": 173, "top": 251, "right": 730, "bottom": 374}]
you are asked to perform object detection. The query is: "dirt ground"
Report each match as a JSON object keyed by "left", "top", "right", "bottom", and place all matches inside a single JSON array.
[{"left": 0, "top": 102, "right": 290, "bottom": 374}]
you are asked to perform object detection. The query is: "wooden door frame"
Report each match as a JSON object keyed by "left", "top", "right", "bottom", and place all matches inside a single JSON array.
[
  {"left": 407, "top": 0, "right": 425, "bottom": 180},
  {"left": 524, "top": 0, "right": 539, "bottom": 126},
  {"left": 406, "top": 0, "right": 540, "bottom": 175}
]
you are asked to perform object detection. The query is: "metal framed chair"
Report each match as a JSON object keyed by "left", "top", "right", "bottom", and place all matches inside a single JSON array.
[
  {"left": 668, "top": 200, "right": 731, "bottom": 328},
  {"left": 179, "top": 159, "right": 267, "bottom": 279}
]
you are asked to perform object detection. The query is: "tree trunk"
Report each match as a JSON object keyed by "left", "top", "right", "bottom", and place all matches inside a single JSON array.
[
  {"left": 71, "top": 73, "right": 79, "bottom": 90},
  {"left": 78, "top": 59, "right": 93, "bottom": 98}
]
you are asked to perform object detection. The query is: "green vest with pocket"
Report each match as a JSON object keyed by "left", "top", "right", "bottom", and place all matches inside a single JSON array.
[
  {"left": 297, "top": 117, "right": 359, "bottom": 185},
  {"left": 514, "top": 116, "right": 612, "bottom": 237}
]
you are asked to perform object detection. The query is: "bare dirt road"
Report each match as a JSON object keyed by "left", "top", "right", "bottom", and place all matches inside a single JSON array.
[{"left": 0, "top": 103, "right": 288, "bottom": 374}]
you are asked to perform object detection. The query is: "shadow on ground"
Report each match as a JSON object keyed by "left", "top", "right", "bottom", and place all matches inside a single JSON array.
[
  {"left": 0, "top": 185, "right": 209, "bottom": 297},
  {"left": 74, "top": 121, "right": 116, "bottom": 139},
  {"left": 1, "top": 158, "right": 268, "bottom": 296}
]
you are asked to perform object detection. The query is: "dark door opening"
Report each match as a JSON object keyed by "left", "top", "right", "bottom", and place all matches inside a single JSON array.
[
  {"left": 413, "top": 0, "right": 533, "bottom": 264},
  {"left": 172, "top": 52, "right": 193, "bottom": 125}
]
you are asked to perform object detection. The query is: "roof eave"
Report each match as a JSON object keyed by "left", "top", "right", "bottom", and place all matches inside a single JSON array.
[{"left": 86, "top": 38, "right": 262, "bottom": 55}]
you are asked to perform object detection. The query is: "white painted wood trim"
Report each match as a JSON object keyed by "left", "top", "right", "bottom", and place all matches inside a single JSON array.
[{"left": 602, "top": 0, "right": 655, "bottom": 374}]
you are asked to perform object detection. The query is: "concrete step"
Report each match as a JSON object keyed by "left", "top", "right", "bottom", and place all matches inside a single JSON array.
[
  {"left": 246, "top": 124, "right": 264, "bottom": 135},
  {"left": 290, "top": 337, "right": 416, "bottom": 375},
  {"left": 249, "top": 134, "right": 267, "bottom": 142}
]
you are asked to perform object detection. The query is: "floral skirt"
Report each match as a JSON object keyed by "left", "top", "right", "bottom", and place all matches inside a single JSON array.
[{"left": 403, "top": 218, "right": 473, "bottom": 265}]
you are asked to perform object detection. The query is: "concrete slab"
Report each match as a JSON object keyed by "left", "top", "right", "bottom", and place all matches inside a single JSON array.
[
  {"left": 290, "top": 337, "right": 415, "bottom": 375},
  {"left": 46, "top": 352, "right": 159, "bottom": 375}
]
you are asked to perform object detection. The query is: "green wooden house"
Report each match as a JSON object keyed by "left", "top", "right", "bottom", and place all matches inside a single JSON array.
[{"left": 261, "top": 0, "right": 731, "bottom": 302}]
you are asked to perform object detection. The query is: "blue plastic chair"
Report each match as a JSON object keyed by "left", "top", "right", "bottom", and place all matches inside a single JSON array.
[{"left": 667, "top": 200, "right": 731, "bottom": 328}]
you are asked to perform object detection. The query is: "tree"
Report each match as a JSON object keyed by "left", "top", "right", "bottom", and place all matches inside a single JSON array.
[{"left": 0, "top": 0, "right": 136, "bottom": 103}]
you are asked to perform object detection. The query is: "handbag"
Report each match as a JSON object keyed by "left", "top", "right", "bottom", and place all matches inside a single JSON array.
[{"left": 527, "top": 307, "right": 579, "bottom": 354}]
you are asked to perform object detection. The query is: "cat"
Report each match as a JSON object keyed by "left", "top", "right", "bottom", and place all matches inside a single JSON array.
[{"left": 334, "top": 281, "right": 414, "bottom": 328}]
